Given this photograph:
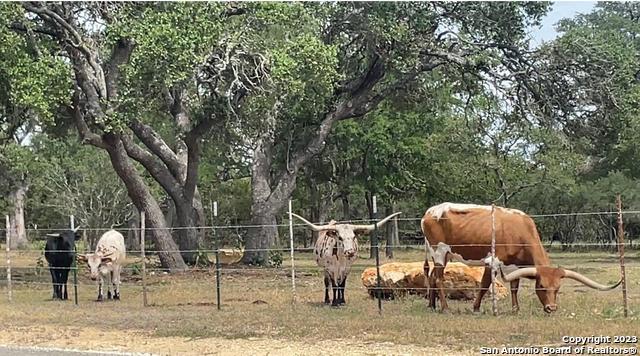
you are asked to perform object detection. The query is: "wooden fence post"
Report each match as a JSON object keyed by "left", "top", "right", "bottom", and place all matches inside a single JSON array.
[
  {"left": 212, "top": 201, "right": 221, "bottom": 311},
  {"left": 70, "top": 215, "right": 78, "bottom": 305},
  {"left": 616, "top": 195, "right": 628, "bottom": 318},
  {"left": 490, "top": 204, "right": 497, "bottom": 316},
  {"left": 141, "top": 211, "right": 148, "bottom": 307},
  {"left": 5, "top": 215, "right": 12, "bottom": 302},
  {"left": 372, "top": 195, "right": 382, "bottom": 315},
  {"left": 288, "top": 200, "right": 296, "bottom": 306}
]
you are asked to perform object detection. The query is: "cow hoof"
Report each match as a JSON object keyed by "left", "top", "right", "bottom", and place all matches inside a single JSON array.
[
  {"left": 113, "top": 294, "right": 120, "bottom": 301},
  {"left": 107, "top": 291, "right": 112, "bottom": 300},
  {"left": 472, "top": 309, "right": 482, "bottom": 315},
  {"left": 97, "top": 295, "right": 104, "bottom": 302},
  {"left": 324, "top": 300, "right": 330, "bottom": 305}
]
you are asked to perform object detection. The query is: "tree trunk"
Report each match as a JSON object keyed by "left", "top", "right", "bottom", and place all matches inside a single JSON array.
[
  {"left": 9, "top": 183, "right": 28, "bottom": 250},
  {"left": 341, "top": 193, "right": 350, "bottom": 221},
  {"left": 366, "top": 192, "right": 376, "bottom": 259},
  {"left": 104, "top": 134, "right": 187, "bottom": 272},
  {"left": 385, "top": 204, "right": 397, "bottom": 259},
  {"left": 174, "top": 202, "right": 201, "bottom": 264},
  {"left": 392, "top": 209, "right": 400, "bottom": 249},
  {"left": 242, "top": 201, "right": 278, "bottom": 265},
  {"left": 309, "top": 180, "right": 321, "bottom": 245},
  {"left": 125, "top": 214, "right": 140, "bottom": 253}
]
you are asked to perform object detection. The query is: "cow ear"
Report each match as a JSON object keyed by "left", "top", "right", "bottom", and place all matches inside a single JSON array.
[{"left": 77, "top": 254, "right": 87, "bottom": 262}]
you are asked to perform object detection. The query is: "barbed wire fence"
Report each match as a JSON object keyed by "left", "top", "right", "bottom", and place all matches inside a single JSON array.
[{"left": 0, "top": 198, "right": 637, "bottom": 318}]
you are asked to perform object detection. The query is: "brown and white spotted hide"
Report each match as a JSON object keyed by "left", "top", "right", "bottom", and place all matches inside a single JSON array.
[
  {"left": 314, "top": 225, "right": 359, "bottom": 306},
  {"left": 291, "top": 212, "right": 402, "bottom": 307},
  {"left": 314, "top": 231, "right": 358, "bottom": 285}
]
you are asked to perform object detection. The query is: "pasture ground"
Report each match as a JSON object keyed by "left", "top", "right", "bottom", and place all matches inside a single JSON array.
[{"left": 0, "top": 248, "right": 638, "bottom": 355}]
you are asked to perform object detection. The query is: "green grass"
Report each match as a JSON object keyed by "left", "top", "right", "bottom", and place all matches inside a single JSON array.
[{"left": 0, "top": 247, "right": 637, "bottom": 353}]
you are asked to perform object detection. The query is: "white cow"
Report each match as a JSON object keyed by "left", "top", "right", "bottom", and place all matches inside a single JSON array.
[
  {"left": 78, "top": 230, "right": 126, "bottom": 301},
  {"left": 291, "top": 212, "right": 401, "bottom": 306}
]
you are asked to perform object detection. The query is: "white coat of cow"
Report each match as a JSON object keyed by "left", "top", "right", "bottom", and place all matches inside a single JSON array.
[
  {"left": 78, "top": 230, "right": 126, "bottom": 301},
  {"left": 291, "top": 212, "right": 401, "bottom": 306}
]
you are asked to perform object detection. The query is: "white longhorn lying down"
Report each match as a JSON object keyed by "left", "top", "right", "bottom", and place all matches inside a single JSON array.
[{"left": 78, "top": 230, "right": 126, "bottom": 301}]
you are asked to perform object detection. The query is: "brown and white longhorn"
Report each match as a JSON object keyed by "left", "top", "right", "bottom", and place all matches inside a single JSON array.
[
  {"left": 292, "top": 212, "right": 401, "bottom": 306},
  {"left": 421, "top": 203, "right": 621, "bottom": 313}
]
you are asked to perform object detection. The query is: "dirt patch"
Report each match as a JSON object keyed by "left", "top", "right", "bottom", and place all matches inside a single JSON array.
[{"left": 0, "top": 325, "right": 473, "bottom": 356}]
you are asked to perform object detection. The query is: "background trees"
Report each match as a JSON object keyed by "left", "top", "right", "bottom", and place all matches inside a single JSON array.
[{"left": 1, "top": 2, "right": 638, "bottom": 267}]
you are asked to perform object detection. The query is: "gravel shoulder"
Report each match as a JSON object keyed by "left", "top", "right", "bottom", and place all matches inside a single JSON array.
[{"left": 0, "top": 325, "right": 474, "bottom": 356}]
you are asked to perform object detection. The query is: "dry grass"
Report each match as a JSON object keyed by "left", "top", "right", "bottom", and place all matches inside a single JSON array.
[{"left": 0, "top": 247, "right": 638, "bottom": 354}]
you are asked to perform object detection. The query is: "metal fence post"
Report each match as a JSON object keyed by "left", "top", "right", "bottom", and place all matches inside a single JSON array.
[
  {"left": 372, "top": 195, "right": 382, "bottom": 314},
  {"left": 288, "top": 200, "right": 296, "bottom": 306},
  {"left": 213, "top": 201, "right": 221, "bottom": 311},
  {"left": 70, "top": 215, "right": 78, "bottom": 305},
  {"left": 616, "top": 195, "right": 629, "bottom": 318},
  {"left": 141, "top": 211, "right": 148, "bottom": 307},
  {"left": 5, "top": 215, "right": 12, "bottom": 302},
  {"left": 490, "top": 204, "right": 497, "bottom": 316}
]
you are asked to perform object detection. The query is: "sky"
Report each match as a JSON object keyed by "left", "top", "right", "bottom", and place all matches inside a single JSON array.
[{"left": 530, "top": 1, "right": 597, "bottom": 46}]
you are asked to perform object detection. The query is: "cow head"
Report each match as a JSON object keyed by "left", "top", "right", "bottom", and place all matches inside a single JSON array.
[
  {"left": 291, "top": 212, "right": 402, "bottom": 257},
  {"left": 77, "top": 253, "right": 113, "bottom": 280},
  {"left": 46, "top": 226, "right": 81, "bottom": 252},
  {"left": 502, "top": 266, "right": 622, "bottom": 313}
]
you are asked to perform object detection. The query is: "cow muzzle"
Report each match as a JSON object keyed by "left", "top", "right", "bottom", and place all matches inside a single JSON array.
[
  {"left": 345, "top": 250, "right": 356, "bottom": 258},
  {"left": 544, "top": 304, "right": 557, "bottom": 313},
  {"left": 90, "top": 275, "right": 98, "bottom": 281}
]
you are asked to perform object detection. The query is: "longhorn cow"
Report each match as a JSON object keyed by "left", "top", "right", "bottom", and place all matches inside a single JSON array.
[
  {"left": 421, "top": 203, "right": 621, "bottom": 313},
  {"left": 292, "top": 212, "right": 402, "bottom": 306},
  {"left": 78, "top": 229, "right": 126, "bottom": 301}
]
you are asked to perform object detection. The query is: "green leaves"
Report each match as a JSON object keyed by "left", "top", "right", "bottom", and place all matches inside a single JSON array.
[{"left": 0, "top": 4, "right": 71, "bottom": 124}]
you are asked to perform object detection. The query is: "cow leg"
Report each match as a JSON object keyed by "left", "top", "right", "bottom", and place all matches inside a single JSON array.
[
  {"left": 107, "top": 271, "right": 113, "bottom": 300},
  {"left": 323, "top": 273, "right": 331, "bottom": 304},
  {"left": 113, "top": 266, "right": 121, "bottom": 300},
  {"left": 50, "top": 268, "right": 59, "bottom": 300},
  {"left": 423, "top": 259, "right": 430, "bottom": 301},
  {"left": 55, "top": 269, "right": 64, "bottom": 300},
  {"left": 97, "top": 275, "right": 104, "bottom": 302},
  {"left": 61, "top": 267, "right": 70, "bottom": 300},
  {"left": 473, "top": 267, "right": 492, "bottom": 313},
  {"left": 510, "top": 279, "right": 520, "bottom": 313},
  {"left": 433, "top": 263, "right": 448, "bottom": 311},
  {"left": 428, "top": 272, "right": 437, "bottom": 310},
  {"left": 331, "top": 278, "right": 339, "bottom": 307},
  {"left": 338, "top": 276, "right": 347, "bottom": 305}
]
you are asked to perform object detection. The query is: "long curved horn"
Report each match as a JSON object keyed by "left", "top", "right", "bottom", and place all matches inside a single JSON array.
[
  {"left": 502, "top": 267, "right": 538, "bottom": 282},
  {"left": 73, "top": 226, "right": 81, "bottom": 232},
  {"left": 290, "top": 213, "right": 335, "bottom": 232},
  {"left": 352, "top": 212, "right": 403, "bottom": 232},
  {"left": 563, "top": 270, "right": 622, "bottom": 291},
  {"left": 46, "top": 233, "right": 61, "bottom": 238}
]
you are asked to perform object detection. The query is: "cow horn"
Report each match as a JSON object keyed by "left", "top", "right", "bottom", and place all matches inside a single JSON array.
[
  {"left": 563, "top": 270, "right": 622, "bottom": 291},
  {"left": 290, "top": 213, "right": 335, "bottom": 232},
  {"left": 73, "top": 226, "right": 81, "bottom": 232},
  {"left": 46, "top": 233, "right": 61, "bottom": 238},
  {"left": 352, "top": 212, "right": 402, "bottom": 232},
  {"left": 502, "top": 267, "right": 538, "bottom": 281}
]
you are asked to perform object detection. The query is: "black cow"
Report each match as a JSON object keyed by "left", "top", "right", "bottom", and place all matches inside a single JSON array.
[{"left": 44, "top": 227, "right": 80, "bottom": 300}]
